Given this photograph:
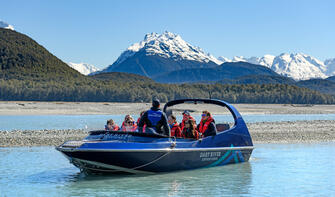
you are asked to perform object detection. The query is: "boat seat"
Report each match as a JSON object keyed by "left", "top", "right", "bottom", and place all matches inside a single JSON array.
[{"left": 216, "top": 123, "right": 230, "bottom": 132}]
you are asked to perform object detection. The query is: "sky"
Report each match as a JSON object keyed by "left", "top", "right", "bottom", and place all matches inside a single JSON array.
[{"left": 1, "top": 0, "right": 334, "bottom": 69}]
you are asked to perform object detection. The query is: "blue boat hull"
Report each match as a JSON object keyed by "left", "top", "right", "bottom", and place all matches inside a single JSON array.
[{"left": 59, "top": 146, "right": 253, "bottom": 174}]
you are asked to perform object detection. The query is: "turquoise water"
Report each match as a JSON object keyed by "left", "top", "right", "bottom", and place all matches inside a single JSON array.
[
  {"left": 1, "top": 113, "right": 335, "bottom": 131},
  {"left": 1, "top": 143, "right": 334, "bottom": 196}
]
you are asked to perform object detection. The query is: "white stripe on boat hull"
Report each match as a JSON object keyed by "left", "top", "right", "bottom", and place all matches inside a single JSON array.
[
  {"left": 58, "top": 146, "right": 254, "bottom": 153},
  {"left": 71, "top": 158, "right": 155, "bottom": 174}
]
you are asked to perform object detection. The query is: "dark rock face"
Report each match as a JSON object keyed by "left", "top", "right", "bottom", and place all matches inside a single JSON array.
[
  {"left": 101, "top": 51, "right": 218, "bottom": 78},
  {"left": 152, "top": 61, "right": 280, "bottom": 83}
]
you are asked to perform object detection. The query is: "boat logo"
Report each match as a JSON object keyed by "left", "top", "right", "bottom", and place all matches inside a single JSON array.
[{"left": 200, "top": 152, "right": 221, "bottom": 161}]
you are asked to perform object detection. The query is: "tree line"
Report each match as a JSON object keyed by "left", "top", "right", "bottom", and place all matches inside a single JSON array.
[{"left": 1, "top": 78, "right": 334, "bottom": 104}]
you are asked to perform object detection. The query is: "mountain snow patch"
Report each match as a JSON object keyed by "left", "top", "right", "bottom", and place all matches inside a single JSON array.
[
  {"left": 115, "top": 31, "right": 222, "bottom": 65},
  {"left": 218, "top": 53, "right": 329, "bottom": 80},
  {"left": 0, "top": 21, "right": 14, "bottom": 30},
  {"left": 68, "top": 62, "right": 100, "bottom": 75}
]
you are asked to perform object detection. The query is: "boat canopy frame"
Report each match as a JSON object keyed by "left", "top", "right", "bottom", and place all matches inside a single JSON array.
[
  {"left": 87, "top": 98, "right": 242, "bottom": 139},
  {"left": 163, "top": 98, "right": 239, "bottom": 126}
]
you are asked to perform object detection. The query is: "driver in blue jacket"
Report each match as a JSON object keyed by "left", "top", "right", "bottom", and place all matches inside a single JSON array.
[{"left": 138, "top": 99, "right": 170, "bottom": 136}]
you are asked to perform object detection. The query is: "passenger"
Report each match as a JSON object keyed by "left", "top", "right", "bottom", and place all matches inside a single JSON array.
[
  {"left": 137, "top": 111, "right": 145, "bottom": 124},
  {"left": 105, "top": 119, "right": 120, "bottom": 131},
  {"left": 168, "top": 114, "right": 182, "bottom": 138},
  {"left": 121, "top": 117, "right": 137, "bottom": 132},
  {"left": 197, "top": 110, "right": 217, "bottom": 137},
  {"left": 138, "top": 99, "right": 170, "bottom": 136},
  {"left": 137, "top": 111, "right": 146, "bottom": 133},
  {"left": 121, "top": 115, "right": 133, "bottom": 128},
  {"left": 180, "top": 110, "right": 196, "bottom": 130},
  {"left": 182, "top": 119, "right": 199, "bottom": 140}
]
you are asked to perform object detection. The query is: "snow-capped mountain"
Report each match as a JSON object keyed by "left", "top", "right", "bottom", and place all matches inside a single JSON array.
[
  {"left": 270, "top": 53, "right": 327, "bottom": 80},
  {"left": 231, "top": 56, "right": 246, "bottom": 62},
  {"left": 99, "top": 30, "right": 334, "bottom": 81},
  {"left": 245, "top": 55, "right": 275, "bottom": 68},
  {"left": 325, "top": 58, "right": 335, "bottom": 77},
  {"left": 68, "top": 62, "right": 100, "bottom": 75},
  {"left": 114, "top": 31, "right": 222, "bottom": 65},
  {"left": 219, "top": 53, "right": 329, "bottom": 80},
  {"left": 218, "top": 55, "right": 275, "bottom": 68},
  {"left": 101, "top": 32, "right": 221, "bottom": 77},
  {"left": 0, "top": 21, "right": 14, "bottom": 30},
  {"left": 217, "top": 56, "right": 231, "bottom": 63}
]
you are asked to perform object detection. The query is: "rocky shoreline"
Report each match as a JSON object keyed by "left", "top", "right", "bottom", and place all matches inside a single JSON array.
[
  {"left": 1, "top": 101, "right": 335, "bottom": 115},
  {"left": 1, "top": 120, "right": 334, "bottom": 147},
  {"left": 247, "top": 120, "right": 335, "bottom": 143}
]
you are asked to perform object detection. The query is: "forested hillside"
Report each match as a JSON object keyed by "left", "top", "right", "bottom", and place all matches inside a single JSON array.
[
  {"left": 1, "top": 78, "right": 334, "bottom": 104},
  {"left": 0, "top": 29, "right": 83, "bottom": 81}
]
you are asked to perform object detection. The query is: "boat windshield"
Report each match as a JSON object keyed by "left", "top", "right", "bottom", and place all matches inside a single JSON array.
[
  {"left": 164, "top": 101, "right": 236, "bottom": 132},
  {"left": 88, "top": 100, "right": 236, "bottom": 136}
]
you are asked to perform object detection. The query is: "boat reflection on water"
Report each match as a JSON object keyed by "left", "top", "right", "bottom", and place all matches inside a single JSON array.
[{"left": 62, "top": 162, "right": 252, "bottom": 196}]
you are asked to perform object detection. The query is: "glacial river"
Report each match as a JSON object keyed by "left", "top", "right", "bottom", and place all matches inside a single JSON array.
[
  {"left": 1, "top": 113, "right": 335, "bottom": 131},
  {"left": 0, "top": 143, "right": 334, "bottom": 196}
]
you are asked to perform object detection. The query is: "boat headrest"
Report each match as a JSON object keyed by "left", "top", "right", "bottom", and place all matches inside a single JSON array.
[{"left": 216, "top": 123, "right": 230, "bottom": 132}]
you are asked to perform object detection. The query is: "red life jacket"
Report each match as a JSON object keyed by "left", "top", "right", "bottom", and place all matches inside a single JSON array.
[
  {"left": 105, "top": 124, "right": 119, "bottom": 131},
  {"left": 181, "top": 116, "right": 195, "bottom": 130},
  {"left": 122, "top": 123, "right": 137, "bottom": 132},
  {"left": 112, "top": 125, "right": 120, "bottom": 131},
  {"left": 198, "top": 117, "right": 214, "bottom": 134},
  {"left": 170, "top": 123, "right": 182, "bottom": 138},
  {"left": 137, "top": 118, "right": 146, "bottom": 133},
  {"left": 182, "top": 127, "right": 199, "bottom": 140}
]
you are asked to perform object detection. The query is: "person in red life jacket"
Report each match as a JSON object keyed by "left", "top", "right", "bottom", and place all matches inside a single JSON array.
[
  {"left": 138, "top": 99, "right": 170, "bottom": 136},
  {"left": 137, "top": 111, "right": 145, "bottom": 124},
  {"left": 137, "top": 111, "right": 146, "bottom": 133},
  {"left": 168, "top": 114, "right": 182, "bottom": 138},
  {"left": 105, "top": 119, "right": 119, "bottom": 131},
  {"left": 182, "top": 119, "right": 199, "bottom": 140},
  {"left": 180, "top": 110, "right": 196, "bottom": 130},
  {"left": 197, "top": 110, "right": 217, "bottom": 138},
  {"left": 121, "top": 117, "right": 137, "bottom": 132},
  {"left": 121, "top": 115, "right": 132, "bottom": 128}
]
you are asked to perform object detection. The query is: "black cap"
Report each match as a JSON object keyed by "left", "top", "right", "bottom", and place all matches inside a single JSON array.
[
  {"left": 152, "top": 98, "right": 160, "bottom": 108},
  {"left": 182, "top": 110, "right": 190, "bottom": 115}
]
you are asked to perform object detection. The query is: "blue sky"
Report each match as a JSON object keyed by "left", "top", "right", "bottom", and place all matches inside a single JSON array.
[{"left": 1, "top": 0, "right": 334, "bottom": 69}]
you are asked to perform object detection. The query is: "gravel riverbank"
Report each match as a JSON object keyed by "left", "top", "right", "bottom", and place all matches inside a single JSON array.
[
  {"left": 1, "top": 120, "right": 334, "bottom": 147},
  {"left": 1, "top": 101, "right": 335, "bottom": 115}
]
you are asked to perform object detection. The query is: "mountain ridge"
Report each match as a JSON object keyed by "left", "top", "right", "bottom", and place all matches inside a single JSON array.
[
  {"left": 100, "top": 31, "right": 334, "bottom": 81},
  {"left": 0, "top": 21, "right": 14, "bottom": 30},
  {"left": 0, "top": 28, "right": 83, "bottom": 81},
  {"left": 68, "top": 62, "right": 99, "bottom": 75},
  {"left": 112, "top": 31, "right": 222, "bottom": 66},
  {"left": 153, "top": 62, "right": 280, "bottom": 83},
  {"left": 100, "top": 32, "right": 221, "bottom": 78},
  {"left": 103, "top": 50, "right": 218, "bottom": 78},
  {"left": 218, "top": 53, "right": 332, "bottom": 80}
]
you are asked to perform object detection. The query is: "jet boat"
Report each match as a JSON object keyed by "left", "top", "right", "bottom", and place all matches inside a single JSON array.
[{"left": 56, "top": 99, "right": 254, "bottom": 174}]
